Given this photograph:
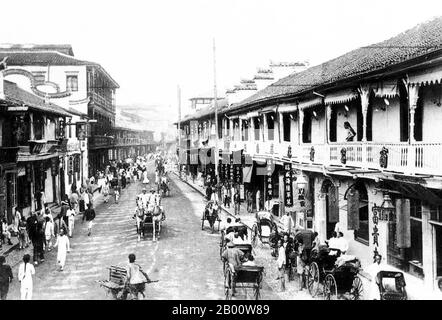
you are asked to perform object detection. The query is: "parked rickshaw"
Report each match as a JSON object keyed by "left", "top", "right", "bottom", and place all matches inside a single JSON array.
[
  {"left": 224, "top": 265, "right": 264, "bottom": 300},
  {"left": 222, "top": 243, "right": 253, "bottom": 276},
  {"left": 251, "top": 211, "right": 278, "bottom": 248},
  {"left": 376, "top": 271, "right": 407, "bottom": 300},
  {"left": 201, "top": 200, "right": 221, "bottom": 232},
  {"left": 307, "top": 247, "right": 363, "bottom": 300}
]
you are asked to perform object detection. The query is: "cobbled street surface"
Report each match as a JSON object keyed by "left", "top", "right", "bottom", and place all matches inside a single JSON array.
[{"left": 6, "top": 163, "right": 280, "bottom": 300}]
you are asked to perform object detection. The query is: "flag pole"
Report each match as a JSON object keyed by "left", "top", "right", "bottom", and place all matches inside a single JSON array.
[{"left": 213, "top": 38, "right": 219, "bottom": 184}]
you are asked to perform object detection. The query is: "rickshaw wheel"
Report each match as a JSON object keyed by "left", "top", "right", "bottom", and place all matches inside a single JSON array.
[
  {"left": 254, "top": 286, "right": 261, "bottom": 300},
  {"left": 307, "top": 262, "right": 320, "bottom": 297},
  {"left": 201, "top": 211, "right": 205, "bottom": 230},
  {"left": 350, "top": 276, "right": 363, "bottom": 300},
  {"left": 323, "top": 274, "right": 337, "bottom": 300},
  {"left": 251, "top": 224, "right": 258, "bottom": 248},
  {"left": 224, "top": 269, "right": 232, "bottom": 300}
]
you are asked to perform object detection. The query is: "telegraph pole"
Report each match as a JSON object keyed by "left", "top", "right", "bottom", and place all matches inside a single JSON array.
[
  {"left": 213, "top": 38, "right": 219, "bottom": 183},
  {"left": 177, "top": 85, "right": 182, "bottom": 179}
]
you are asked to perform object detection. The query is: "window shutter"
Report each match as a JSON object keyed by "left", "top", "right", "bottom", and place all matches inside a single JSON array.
[
  {"left": 396, "top": 198, "right": 411, "bottom": 248},
  {"left": 347, "top": 189, "right": 360, "bottom": 230}
]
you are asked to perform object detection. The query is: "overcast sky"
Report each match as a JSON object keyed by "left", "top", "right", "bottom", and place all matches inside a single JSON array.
[{"left": 1, "top": 0, "right": 441, "bottom": 117}]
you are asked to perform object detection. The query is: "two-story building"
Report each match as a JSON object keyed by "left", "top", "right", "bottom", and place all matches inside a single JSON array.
[
  {"left": 0, "top": 69, "right": 71, "bottom": 220},
  {"left": 178, "top": 18, "right": 442, "bottom": 297},
  {"left": 0, "top": 44, "right": 119, "bottom": 192}
]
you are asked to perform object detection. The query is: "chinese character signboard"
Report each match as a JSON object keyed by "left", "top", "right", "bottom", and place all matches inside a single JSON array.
[
  {"left": 284, "top": 162, "right": 293, "bottom": 207},
  {"left": 266, "top": 160, "right": 273, "bottom": 200}
]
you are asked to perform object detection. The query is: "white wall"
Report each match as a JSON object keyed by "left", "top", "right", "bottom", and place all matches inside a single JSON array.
[
  {"left": 421, "top": 84, "right": 442, "bottom": 142},
  {"left": 371, "top": 97, "right": 400, "bottom": 143}
]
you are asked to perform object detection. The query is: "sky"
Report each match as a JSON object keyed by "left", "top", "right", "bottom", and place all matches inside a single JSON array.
[{"left": 1, "top": 0, "right": 441, "bottom": 118}]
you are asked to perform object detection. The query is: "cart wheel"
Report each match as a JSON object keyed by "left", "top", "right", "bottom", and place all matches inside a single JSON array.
[
  {"left": 251, "top": 224, "right": 258, "bottom": 248},
  {"left": 350, "top": 275, "right": 363, "bottom": 300},
  {"left": 307, "top": 262, "right": 320, "bottom": 297},
  {"left": 323, "top": 274, "right": 337, "bottom": 300}
]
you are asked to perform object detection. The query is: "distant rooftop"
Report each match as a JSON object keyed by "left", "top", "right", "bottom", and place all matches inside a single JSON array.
[
  {"left": 0, "top": 44, "right": 74, "bottom": 56},
  {"left": 269, "top": 60, "right": 309, "bottom": 67}
]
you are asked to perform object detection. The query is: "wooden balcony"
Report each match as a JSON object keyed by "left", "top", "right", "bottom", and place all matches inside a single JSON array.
[
  {"left": 89, "top": 135, "right": 115, "bottom": 149},
  {"left": 0, "top": 146, "right": 19, "bottom": 164}
]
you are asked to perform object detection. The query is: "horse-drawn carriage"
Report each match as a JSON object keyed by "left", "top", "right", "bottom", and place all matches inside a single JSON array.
[
  {"left": 201, "top": 200, "right": 221, "bottom": 232},
  {"left": 376, "top": 270, "right": 407, "bottom": 300},
  {"left": 134, "top": 202, "right": 165, "bottom": 242},
  {"left": 306, "top": 246, "right": 363, "bottom": 300},
  {"left": 224, "top": 264, "right": 264, "bottom": 300},
  {"left": 251, "top": 211, "right": 278, "bottom": 248}
]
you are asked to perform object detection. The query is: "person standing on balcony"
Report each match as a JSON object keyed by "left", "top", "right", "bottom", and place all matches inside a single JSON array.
[{"left": 344, "top": 121, "right": 356, "bottom": 142}]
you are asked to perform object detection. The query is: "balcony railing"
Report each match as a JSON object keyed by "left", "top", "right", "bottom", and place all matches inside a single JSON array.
[{"left": 0, "top": 146, "right": 19, "bottom": 163}]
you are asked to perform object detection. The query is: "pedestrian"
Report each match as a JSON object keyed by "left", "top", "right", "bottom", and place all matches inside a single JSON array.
[
  {"left": 280, "top": 211, "right": 295, "bottom": 235},
  {"left": 54, "top": 229, "right": 70, "bottom": 271},
  {"left": 246, "top": 190, "right": 253, "bottom": 213},
  {"left": 83, "top": 203, "right": 96, "bottom": 236},
  {"left": 233, "top": 189, "right": 240, "bottom": 215},
  {"left": 114, "top": 184, "right": 121, "bottom": 204},
  {"left": 0, "top": 256, "right": 13, "bottom": 300},
  {"left": 1, "top": 218, "right": 13, "bottom": 246},
  {"left": 42, "top": 206, "right": 54, "bottom": 223},
  {"left": 69, "top": 190, "right": 79, "bottom": 215},
  {"left": 79, "top": 188, "right": 86, "bottom": 214},
  {"left": 12, "top": 207, "right": 21, "bottom": 236},
  {"left": 43, "top": 217, "right": 54, "bottom": 252},
  {"left": 87, "top": 189, "right": 94, "bottom": 209},
  {"left": 296, "top": 238, "right": 306, "bottom": 291},
  {"left": 256, "top": 189, "right": 261, "bottom": 211},
  {"left": 18, "top": 217, "right": 27, "bottom": 250},
  {"left": 18, "top": 254, "right": 35, "bottom": 300},
  {"left": 276, "top": 239, "right": 286, "bottom": 291},
  {"left": 67, "top": 204, "right": 76, "bottom": 238},
  {"left": 33, "top": 222, "right": 45, "bottom": 265},
  {"left": 102, "top": 180, "right": 110, "bottom": 203}
]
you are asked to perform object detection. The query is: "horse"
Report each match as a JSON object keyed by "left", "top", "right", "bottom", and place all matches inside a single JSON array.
[
  {"left": 134, "top": 201, "right": 146, "bottom": 241},
  {"left": 144, "top": 203, "right": 164, "bottom": 241}
]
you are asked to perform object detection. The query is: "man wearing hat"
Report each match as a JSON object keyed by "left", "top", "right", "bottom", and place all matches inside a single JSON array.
[{"left": 137, "top": 188, "right": 150, "bottom": 209}]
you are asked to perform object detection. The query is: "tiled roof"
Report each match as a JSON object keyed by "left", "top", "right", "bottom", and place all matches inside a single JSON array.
[
  {"left": 3, "top": 80, "right": 72, "bottom": 117},
  {"left": 0, "top": 44, "right": 74, "bottom": 56},
  {"left": 181, "top": 98, "right": 229, "bottom": 123},
  {"left": 230, "top": 16, "right": 442, "bottom": 112},
  {"left": 0, "top": 51, "right": 119, "bottom": 88}
]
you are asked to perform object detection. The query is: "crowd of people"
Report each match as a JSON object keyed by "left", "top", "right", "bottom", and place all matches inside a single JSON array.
[{"left": 0, "top": 153, "right": 159, "bottom": 300}]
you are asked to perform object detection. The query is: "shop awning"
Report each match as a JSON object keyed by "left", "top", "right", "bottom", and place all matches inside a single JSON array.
[
  {"left": 371, "top": 80, "right": 399, "bottom": 98},
  {"left": 279, "top": 103, "right": 298, "bottom": 113},
  {"left": 324, "top": 88, "right": 359, "bottom": 105},
  {"left": 408, "top": 65, "right": 442, "bottom": 86},
  {"left": 298, "top": 97, "right": 323, "bottom": 110},
  {"left": 379, "top": 180, "right": 442, "bottom": 205},
  {"left": 247, "top": 111, "right": 260, "bottom": 118},
  {"left": 243, "top": 164, "right": 253, "bottom": 183}
]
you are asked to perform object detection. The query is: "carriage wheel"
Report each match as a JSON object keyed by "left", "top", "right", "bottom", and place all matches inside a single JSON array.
[
  {"left": 350, "top": 276, "right": 363, "bottom": 300},
  {"left": 251, "top": 224, "right": 258, "bottom": 248},
  {"left": 323, "top": 274, "right": 337, "bottom": 300},
  {"left": 307, "top": 262, "right": 320, "bottom": 297}
]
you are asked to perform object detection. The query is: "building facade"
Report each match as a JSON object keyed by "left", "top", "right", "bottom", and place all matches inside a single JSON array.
[{"left": 178, "top": 18, "right": 442, "bottom": 297}]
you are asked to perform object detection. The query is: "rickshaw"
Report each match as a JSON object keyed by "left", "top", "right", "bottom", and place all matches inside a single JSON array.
[
  {"left": 221, "top": 243, "right": 253, "bottom": 276},
  {"left": 376, "top": 271, "right": 407, "bottom": 300},
  {"left": 201, "top": 200, "right": 221, "bottom": 232},
  {"left": 224, "top": 265, "right": 264, "bottom": 300},
  {"left": 306, "top": 247, "right": 364, "bottom": 300},
  {"left": 251, "top": 211, "right": 278, "bottom": 248}
]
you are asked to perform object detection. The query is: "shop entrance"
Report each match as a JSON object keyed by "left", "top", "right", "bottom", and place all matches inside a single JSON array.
[{"left": 321, "top": 179, "right": 339, "bottom": 240}]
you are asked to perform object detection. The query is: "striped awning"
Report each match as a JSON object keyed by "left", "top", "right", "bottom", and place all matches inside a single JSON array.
[
  {"left": 408, "top": 65, "right": 442, "bottom": 86},
  {"left": 298, "top": 97, "right": 323, "bottom": 110},
  {"left": 279, "top": 103, "right": 298, "bottom": 113},
  {"left": 324, "top": 89, "right": 359, "bottom": 105}
]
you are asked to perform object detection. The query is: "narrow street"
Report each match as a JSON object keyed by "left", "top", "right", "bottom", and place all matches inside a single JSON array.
[{"left": 6, "top": 162, "right": 279, "bottom": 300}]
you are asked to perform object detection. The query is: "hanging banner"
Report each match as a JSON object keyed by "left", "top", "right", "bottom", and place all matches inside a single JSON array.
[
  {"left": 283, "top": 162, "right": 293, "bottom": 207},
  {"left": 266, "top": 159, "right": 274, "bottom": 200}
]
